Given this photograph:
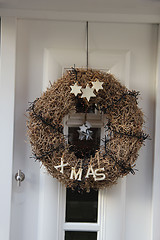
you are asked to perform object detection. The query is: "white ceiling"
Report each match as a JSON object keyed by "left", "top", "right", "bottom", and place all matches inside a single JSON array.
[{"left": 0, "top": 0, "right": 160, "bottom": 15}]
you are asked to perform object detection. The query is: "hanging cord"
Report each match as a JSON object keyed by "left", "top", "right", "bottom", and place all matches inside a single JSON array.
[
  {"left": 72, "top": 64, "right": 78, "bottom": 82},
  {"left": 86, "top": 21, "right": 89, "bottom": 69}
]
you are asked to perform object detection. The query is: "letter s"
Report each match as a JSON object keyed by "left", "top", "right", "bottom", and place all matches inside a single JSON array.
[{"left": 94, "top": 168, "right": 105, "bottom": 181}]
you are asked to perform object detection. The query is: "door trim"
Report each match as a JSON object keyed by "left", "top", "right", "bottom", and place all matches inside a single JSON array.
[
  {"left": 0, "top": 17, "right": 17, "bottom": 240},
  {"left": 151, "top": 24, "right": 160, "bottom": 240},
  {"left": 0, "top": 9, "right": 160, "bottom": 24}
]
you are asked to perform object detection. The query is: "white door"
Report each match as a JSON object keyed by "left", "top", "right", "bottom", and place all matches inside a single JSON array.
[{"left": 0, "top": 18, "right": 158, "bottom": 240}]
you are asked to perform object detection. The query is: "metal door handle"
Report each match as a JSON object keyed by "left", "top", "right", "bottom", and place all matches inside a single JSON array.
[{"left": 15, "top": 170, "right": 25, "bottom": 187}]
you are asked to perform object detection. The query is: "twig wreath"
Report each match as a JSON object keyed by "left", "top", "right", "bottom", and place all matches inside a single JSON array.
[{"left": 27, "top": 68, "right": 149, "bottom": 191}]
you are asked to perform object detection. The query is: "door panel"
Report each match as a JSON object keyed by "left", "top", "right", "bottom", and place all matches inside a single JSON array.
[
  {"left": 43, "top": 44, "right": 130, "bottom": 240},
  {"left": 10, "top": 20, "right": 157, "bottom": 240}
]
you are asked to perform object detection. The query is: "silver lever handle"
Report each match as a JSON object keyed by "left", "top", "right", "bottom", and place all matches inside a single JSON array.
[{"left": 15, "top": 170, "right": 25, "bottom": 187}]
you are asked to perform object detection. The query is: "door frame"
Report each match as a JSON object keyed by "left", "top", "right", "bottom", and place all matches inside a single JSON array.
[
  {"left": 151, "top": 24, "right": 160, "bottom": 240},
  {"left": 0, "top": 16, "right": 160, "bottom": 240},
  {"left": 0, "top": 17, "right": 17, "bottom": 240}
]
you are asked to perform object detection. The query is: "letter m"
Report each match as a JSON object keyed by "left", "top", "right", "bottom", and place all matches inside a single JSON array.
[{"left": 70, "top": 167, "right": 83, "bottom": 181}]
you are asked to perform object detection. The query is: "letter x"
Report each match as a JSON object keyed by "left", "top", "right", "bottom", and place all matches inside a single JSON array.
[{"left": 54, "top": 157, "right": 68, "bottom": 174}]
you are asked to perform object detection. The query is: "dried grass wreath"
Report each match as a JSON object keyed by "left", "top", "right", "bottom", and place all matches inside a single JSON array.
[{"left": 27, "top": 68, "right": 148, "bottom": 191}]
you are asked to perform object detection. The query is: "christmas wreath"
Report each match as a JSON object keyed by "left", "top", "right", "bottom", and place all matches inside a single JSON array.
[{"left": 27, "top": 68, "right": 148, "bottom": 191}]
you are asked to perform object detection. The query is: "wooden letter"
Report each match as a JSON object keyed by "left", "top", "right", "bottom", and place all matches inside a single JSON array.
[
  {"left": 94, "top": 168, "right": 106, "bottom": 181},
  {"left": 85, "top": 165, "right": 96, "bottom": 179},
  {"left": 54, "top": 158, "right": 68, "bottom": 174},
  {"left": 70, "top": 167, "right": 83, "bottom": 181}
]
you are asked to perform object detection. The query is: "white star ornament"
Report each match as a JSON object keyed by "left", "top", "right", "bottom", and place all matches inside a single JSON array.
[
  {"left": 86, "top": 129, "right": 93, "bottom": 140},
  {"left": 79, "top": 124, "right": 88, "bottom": 133},
  {"left": 92, "top": 80, "right": 103, "bottom": 92},
  {"left": 77, "top": 121, "right": 93, "bottom": 140},
  {"left": 77, "top": 130, "right": 85, "bottom": 140},
  {"left": 77, "top": 129, "right": 93, "bottom": 141},
  {"left": 81, "top": 85, "right": 96, "bottom": 101},
  {"left": 70, "top": 83, "right": 82, "bottom": 96},
  {"left": 85, "top": 121, "right": 91, "bottom": 129}
]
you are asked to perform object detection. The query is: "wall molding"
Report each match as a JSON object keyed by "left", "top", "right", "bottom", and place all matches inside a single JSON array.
[{"left": 0, "top": 9, "right": 160, "bottom": 23}]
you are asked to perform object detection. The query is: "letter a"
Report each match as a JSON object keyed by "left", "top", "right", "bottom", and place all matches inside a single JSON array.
[
  {"left": 85, "top": 165, "right": 96, "bottom": 179},
  {"left": 70, "top": 167, "right": 83, "bottom": 181}
]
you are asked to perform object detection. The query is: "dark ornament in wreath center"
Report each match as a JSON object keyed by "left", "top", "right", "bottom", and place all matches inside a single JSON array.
[{"left": 27, "top": 68, "right": 148, "bottom": 191}]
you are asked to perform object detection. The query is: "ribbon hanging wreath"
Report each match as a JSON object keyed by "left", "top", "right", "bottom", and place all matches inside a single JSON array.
[{"left": 27, "top": 68, "right": 148, "bottom": 191}]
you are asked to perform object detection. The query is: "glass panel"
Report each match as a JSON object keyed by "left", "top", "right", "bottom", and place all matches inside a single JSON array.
[
  {"left": 68, "top": 127, "right": 100, "bottom": 158},
  {"left": 66, "top": 188, "right": 98, "bottom": 222},
  {"left": 65, "top": 231, "right": 97, "bottom": 240}
]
